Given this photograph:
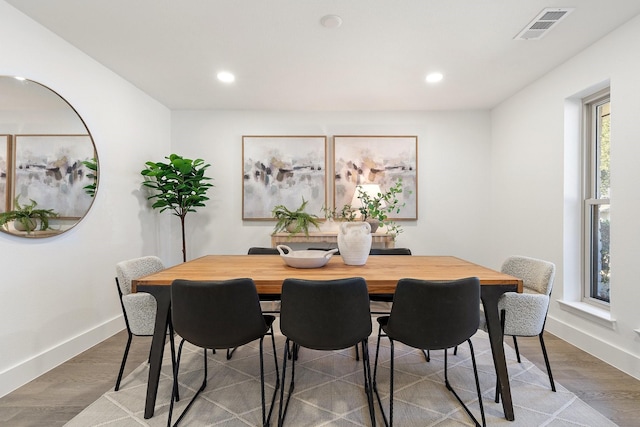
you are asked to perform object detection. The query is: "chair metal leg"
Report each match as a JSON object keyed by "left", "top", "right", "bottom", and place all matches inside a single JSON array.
[
  {"left": 278, "top": 339, "right": 297, "bottom": 427},
  {"left": 277, "top": 340, "right": 287, "bottom": 426},
  {"left": 286, "top": 342, "right": 299, "bottom": 360},
  {"left": 495, "top": 308, "right": 508, "bottom": 403},
  {"left": 168, "top": 348, "right": 208, "bottom": 427},
  {"left": 226, "top": 347, "right": 238, "bottom": 359},
  {"left": 444, "top": 340, "right": 485, "bottom": 427},
  {"left": 168, "top": 322, "right": 179, "bottom": 402},
  {"left": 372, "top": 324, "right": 384, "bottom": 390},
  {"left": 264, "top": 324, "right": 280, "bottom": 426},
  {"left": 360, "top": 339, "right": 376, "bottom": 426},
  {"left": 114, "top": 331, "right": 133, "bottom": 391},
  {"left": 175, "top": 339, "right": 185, "bottom": 373},
  {"left": 279, "top": 338, "right": 371, "bottom": 426},
  {"left": 388, "top": 339, "right": 395, "bottom": 427},
  {"left": 468, "top": 340, "right": 486, "bottom": 427},
  {"left": 269, "top": 332, "right": 279, "bottom": 387},
  {"left": 539, "top": 332, "right": 556, "bottom": 392},
  {"left": 512, "top": 336, "right": 521, "bottom": 363},
  {"left": 258, "top": 337, "right": 268, "bottom": 427},
  {"left": 174, "top": 339, "right": 187, "bottom": 402},
  {"left": 355, "top": 344, "right": 360, "bottom": 361},
  {"left": 373, "top": 327, "right": 392, "bottom": 427}
]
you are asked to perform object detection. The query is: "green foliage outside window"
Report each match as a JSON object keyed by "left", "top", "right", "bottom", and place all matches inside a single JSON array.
[{"left": 598, "top": 218, "right": 610, "bottom": 301}]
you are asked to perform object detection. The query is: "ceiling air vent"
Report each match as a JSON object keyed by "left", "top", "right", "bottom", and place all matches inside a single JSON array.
[{"left": 515, "top": 8, "right": 574, "bottom": 40}]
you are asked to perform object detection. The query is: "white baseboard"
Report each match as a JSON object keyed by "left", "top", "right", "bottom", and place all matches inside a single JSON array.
[
  {"left": 0, "top": 315, "right": 125, "bottom": 398},
  {"left": 546, "top": 315, "right": 640, "bottom": 381}
]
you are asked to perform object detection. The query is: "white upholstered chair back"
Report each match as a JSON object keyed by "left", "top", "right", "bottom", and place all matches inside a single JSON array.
[
  {"left": 501, "top": 255, "right": 555, "bottom": 296},
  {"left": 498, "top": 255, "right": 555, "bottom": 337},
  {"left": 116, "top": 256, "right": 165, "bottom": 296},
  {"left": 115, "top": 256, "right": 165, "bottom": 336}
]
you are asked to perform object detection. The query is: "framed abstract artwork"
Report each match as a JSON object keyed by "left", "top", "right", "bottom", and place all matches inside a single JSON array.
[
  {"left": 242, "top": 135, "right": 327, "bottom": 220},
  {"left": 0, "top": 135, "right": 9, "bottom": 213},
  {"left": 13, "top": 134, "right": 96, "bottom": 218},
  {"left": 333, "top": 135, "right": 418, "bottom": 220}
]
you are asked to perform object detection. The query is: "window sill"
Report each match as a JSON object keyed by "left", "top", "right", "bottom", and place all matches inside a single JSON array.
[{"left": 557, "top": 300, "right": 616, "bottom": 329}]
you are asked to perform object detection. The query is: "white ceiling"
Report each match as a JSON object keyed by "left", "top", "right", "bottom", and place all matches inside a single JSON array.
[{"left": 6, "top": 0, "right": 640, "bottom": 111}]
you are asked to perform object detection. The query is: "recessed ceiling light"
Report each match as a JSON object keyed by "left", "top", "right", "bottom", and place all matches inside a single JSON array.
[
  {"left": 217, "top": 71, "right": 235, "bottom": 83},
  {"left": 320, "top": 14, "right": 342, "bottom": 28},
  {"left": 425, "top": 72, "right": 444, "bottom": 83}
]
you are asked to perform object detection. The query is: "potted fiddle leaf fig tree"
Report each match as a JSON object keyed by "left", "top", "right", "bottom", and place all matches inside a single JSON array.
[{"left": 141, "top": 154, "right": 213, "bottom": 262}]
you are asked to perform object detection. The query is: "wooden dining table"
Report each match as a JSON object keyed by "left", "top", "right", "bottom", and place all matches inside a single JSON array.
[{"left": 133, "top": 254, "right": 523, "bottom": 421}]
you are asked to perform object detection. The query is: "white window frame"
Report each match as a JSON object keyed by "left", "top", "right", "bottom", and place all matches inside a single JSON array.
[{"left": 582, "top": 88, "right": 610, "bottom": 307}]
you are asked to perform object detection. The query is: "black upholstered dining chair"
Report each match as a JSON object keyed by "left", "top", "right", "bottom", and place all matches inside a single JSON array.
[
  {"left": 369, "top": 248, "right": 412, "bottom": 255},
  {"left": 167, "top": 278, "right": 279, "bottom": 427},
  {"left": 368, "top": 248, "right": 412, "bottom": 312},
  {"left": 216, "top": 246, "right": 282, "bottom": 361},
  {"left": 306, "top": 247, "right": 412, "bottom": 257},
  {"left": 306, "top": 246, "right": 412, "bottom": 361},
  {"left": 247, "top": 246, "right": 282, "bottom": 313},
  {"left": 373, "top": 277, "right": 486, "bottom": 427},
  {"left": 247, "top": 246, "right": 281, "bottom": 255},
  {"left": 278, "top": 277, "right": 376, "bottom": 426}
]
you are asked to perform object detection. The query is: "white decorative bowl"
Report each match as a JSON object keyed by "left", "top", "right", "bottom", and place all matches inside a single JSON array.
[{"left": 276, "top": 245, "right": 339, "bottom": 269}]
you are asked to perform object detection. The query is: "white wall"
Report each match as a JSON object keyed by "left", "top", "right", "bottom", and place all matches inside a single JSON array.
[
  {"left": 0, "top": 1, "right": 172, "bottom": 397},
  {"left": 491, "top": 15, "right": 640, "bottom": 379},
  {"left": 171, "top": 110, "right": 494, "bottom": 265}
]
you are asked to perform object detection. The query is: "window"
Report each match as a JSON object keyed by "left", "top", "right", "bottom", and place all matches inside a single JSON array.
[{"left": 583, "top": 90, "right": 610, "bottom": 304}]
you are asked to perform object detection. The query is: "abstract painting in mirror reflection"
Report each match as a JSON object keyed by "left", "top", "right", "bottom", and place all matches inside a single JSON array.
[
  {"left": 13, "top": 135, "right": 96, "bottom": 217},
  {"left": 0, "top": 135, "right": 8, "bottom": 213}
]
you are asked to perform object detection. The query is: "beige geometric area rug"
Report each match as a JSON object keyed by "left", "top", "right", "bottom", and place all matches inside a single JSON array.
[{"left": 65, "top": 320, "right": 616, "bottom": 427}]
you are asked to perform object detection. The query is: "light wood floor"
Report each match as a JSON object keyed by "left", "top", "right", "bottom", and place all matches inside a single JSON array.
[{"left": 1, "top": 330, "right": 639, "bottom": 426}]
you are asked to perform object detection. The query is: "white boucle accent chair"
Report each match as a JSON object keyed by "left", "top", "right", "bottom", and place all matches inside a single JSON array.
[
  {"left": 115, "top": 256, "right": 177, "bottom": 391},
  {"left": 487, "top": 255, "right": 556, "bottom": 402}
]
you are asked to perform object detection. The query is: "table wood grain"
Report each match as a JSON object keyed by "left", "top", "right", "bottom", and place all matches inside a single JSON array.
[{"left": 132, "top": 254, "right": 522, "bottom": 294}]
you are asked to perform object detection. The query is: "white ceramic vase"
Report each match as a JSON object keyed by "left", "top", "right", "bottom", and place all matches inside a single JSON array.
[{"left": 338, "top": 221, "right": 372, "bottom": 265}]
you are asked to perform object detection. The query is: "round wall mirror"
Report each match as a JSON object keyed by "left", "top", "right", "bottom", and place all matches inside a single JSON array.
[{"left": 0, "top": 76, "right": 98, "bottom": 237}]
